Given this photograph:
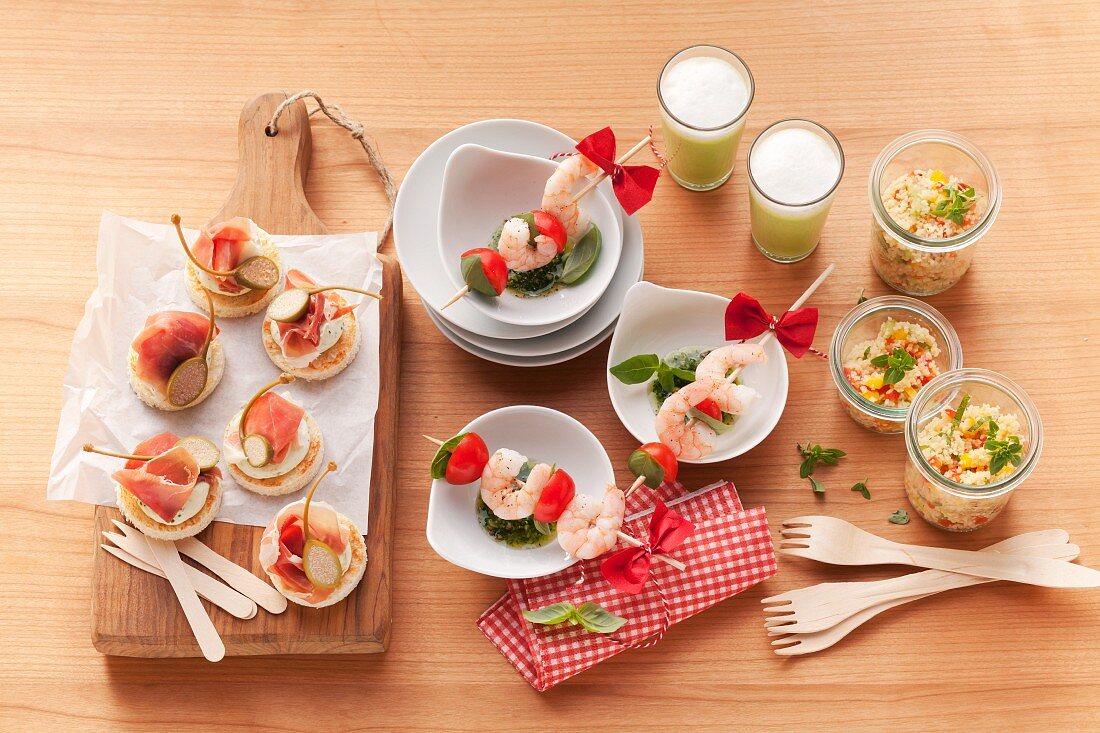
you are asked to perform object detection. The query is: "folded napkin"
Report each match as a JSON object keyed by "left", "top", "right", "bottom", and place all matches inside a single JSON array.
[{"left": 477, "top": 480, "right": 777, "bottom": 691}]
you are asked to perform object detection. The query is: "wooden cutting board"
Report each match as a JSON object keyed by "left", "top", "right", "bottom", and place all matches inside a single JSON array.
[{"left": 90, "top": 92, "right": 400, "bottom": 656}]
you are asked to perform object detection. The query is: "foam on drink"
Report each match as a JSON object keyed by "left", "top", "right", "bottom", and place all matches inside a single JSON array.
[
  {"left": 750, "top": 127, "right": 841, "bottom": 205},
  {"left": 660, "top": 56, "right": 750, "bottom": 129}
]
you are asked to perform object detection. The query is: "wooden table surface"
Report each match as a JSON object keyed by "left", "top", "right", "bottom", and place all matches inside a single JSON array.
[{"left": 3, "top": 1, "right": 1099, "bottom": 730}]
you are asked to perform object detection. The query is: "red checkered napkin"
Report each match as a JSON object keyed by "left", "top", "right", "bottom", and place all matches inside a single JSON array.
[{"left": 477, "top": 481, "right": 777, "bottom": 691}]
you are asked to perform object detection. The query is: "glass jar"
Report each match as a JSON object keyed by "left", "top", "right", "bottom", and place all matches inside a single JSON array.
[
  {"left": 904, "top": 369, "right": 1043, "bottom": 532},
  {"left": 657, "top": 45, "right": 754, "bottom": 191},
  {"left": 869, "top": 130, "right": 1001, "bottom": 296},
  {"left": 830, "top": 296, "right": 962, "bottom": 433}
]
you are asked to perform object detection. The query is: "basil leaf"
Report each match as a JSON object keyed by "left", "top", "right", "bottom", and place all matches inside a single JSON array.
[
  {"left": 430, "top": 433, "right": 467, "bottom": 479},
  {"left": 560, "top": 225, "right": 601, "bottom": 285},
  {"left": 516, "top": 212, "right": 539, "bottom": 245},
  {"left": 522, "top": 602, "right": 576, "bottom": 626},
  {"left": 809, "top": 476, "right": 825, "bottom": 494},
  {"left": 574, "top": 602, "right": 628, "bottom": 634},
  {"left": 460, "top": 253, "right": 497, "bottom": 297},
  {"left": 851, "top": 480, "right": 871, "bottom": 500},
  {"left": 989, "top": 454, "right": 1006, "bottom": 475},
  {"left": 883, "top": 366, "right": 905, "bottom": 385},
  {"left": 488, "top": 222, "right": 504, "bottom": 249},
  {"left": 870, "top": 354, "right": 889, "bottom": 368},
  {"left": 670, "top": 367, "right": 697, "bottom": 382},
  {"left": 628, "top": 449, "right": 665, "bottom": 489},
  {"left": 799, "top": 456, "right": 815, "bottom": 479},
  {"left": 889, "top": 508, "right": 910, "bottom": 525},
  {"left": 609, "top": 354, "right": 660, "bottom": 385},
  {"left": 657, "top": 364, "right": 676, "bottom": 393},
  {"left": 689, "top": 408, "right": 734, "bottom": 435}
]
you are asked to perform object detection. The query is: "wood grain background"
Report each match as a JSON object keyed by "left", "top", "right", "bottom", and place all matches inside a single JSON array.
[{"left": 2, "top": 1, "right": 1098, "bottom": 730}]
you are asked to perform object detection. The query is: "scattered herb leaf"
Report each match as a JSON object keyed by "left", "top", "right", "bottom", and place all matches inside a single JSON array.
[
  {"left": 857, "top": 288, "right": 868, "bottom": 304},
  {"left": 851, "top": 479, "right": 871, "bottom": 500},
  {"left": 798, "top": 442, "right": 847, "bottom": 478},
  {"left": 522, "top": 601, "right": 627, "bottom": 634},
  {"left": 809, "top": 476, "right": 826, "bottom": 494},
  {"left": 889, "top": 508, "right": 910, "bottom": 525}
]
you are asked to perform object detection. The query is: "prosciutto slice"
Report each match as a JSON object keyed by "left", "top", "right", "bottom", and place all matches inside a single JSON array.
[
  {"left": 112, "top": 444, "right": 200, "bottom": 523},
  {"left": 275, "top": 270, "right": 357, "bottom": 359},
  {"left": 131, "top": 312, "right": 217, "bottom": 394},
  {"left": 259, "top": 500, "right": 350, "bottom": 603},
  {"left": 191, "top": 217, "right": 254, "bottom": 293},
  {"left": 240, "top": 392, "right": 305, "bottom": 464}
]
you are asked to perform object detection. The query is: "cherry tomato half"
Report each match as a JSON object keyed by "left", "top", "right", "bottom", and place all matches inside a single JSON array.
[
  {"left": 531, "top": 209, "right": 567, "bottom": 253},
  {"left": 445, "top": 432, "right": 490, "bottom": 484},
  {"left": 533, "top": 468, "right": 575, "bottom": 523},
  {"left": 694, "top": 398, "right": 722, "bottom": 421},
  {"left": 460, "top": 247, "right": 509, "bottom": 295},
  {"left": 636, "top": 442, "right": 678, "bottom": 485}
]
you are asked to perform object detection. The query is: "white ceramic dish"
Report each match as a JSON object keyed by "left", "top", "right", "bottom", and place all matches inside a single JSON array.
[
  {"left": 425, "top": 405, "right": 615, "bottom": 579},
  {"left": 432, "top": 219, "right": 643, "bottom": 358},
  {"left": 606, "top": 281, "right": 790, "bottom": 464},
  {"left": 394, "top": 118, "right": 628, "bottom": 340},
  {"left": 423, "top": 298, "right": 619, "bottom": 368},
  {"left": 438, "top": 144, "right": 622, "bottom": 327}
]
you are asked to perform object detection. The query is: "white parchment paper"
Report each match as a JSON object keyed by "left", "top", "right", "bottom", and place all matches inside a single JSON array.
[{"left": 47, "top": 211, "right": 382, "bottom": 530}]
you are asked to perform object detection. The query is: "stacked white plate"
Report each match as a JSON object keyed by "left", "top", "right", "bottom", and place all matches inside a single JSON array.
[{"left": 394, "top": 119, "right": 644, "bottom": 367}]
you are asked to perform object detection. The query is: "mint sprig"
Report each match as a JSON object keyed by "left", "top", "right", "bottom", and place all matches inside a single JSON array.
[
  {"left": 986, "top": 434, "right": 1023, "bottom": 476},
  {"left": 851, "top": 480, "right": 871, "bottom": 500},
  {"left": 870, "top": 347, "right": 917, "bottom": 386},
  {"left": 930, "top": 183, "right": 977, "bottom": 226}
]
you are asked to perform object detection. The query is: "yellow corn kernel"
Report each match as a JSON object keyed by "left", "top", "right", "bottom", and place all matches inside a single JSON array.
[{"left": 864, "top": 374, "right": 885, "bottom": 390}]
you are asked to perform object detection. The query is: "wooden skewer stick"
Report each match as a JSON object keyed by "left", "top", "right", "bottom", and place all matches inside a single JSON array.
[
  {"left": 624, "top": 474, "right": 646, "bottom": 498},
  {"left": 615, "top": 531, "right": 687, "bottom": 571},
  {"left": 439, "top": 286, "right": 469, "bottom": 311},
  {"left": 570, "top": 135, "right": 652, "bottom": 204},
  {"left": 722, "top": 262, "right": 836, "bottom": 387},
  {"left": 423, "top": 435, "right": 445, "bottom": 447}
]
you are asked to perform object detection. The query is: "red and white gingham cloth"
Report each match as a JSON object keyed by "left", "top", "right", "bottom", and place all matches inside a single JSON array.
[{"left": 477, "top": 480, "right": 777, "bottom": 691}]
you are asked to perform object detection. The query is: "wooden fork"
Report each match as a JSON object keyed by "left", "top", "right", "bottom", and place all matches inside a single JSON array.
[
  {"left": 764, "top": 532, "right": 1076, "bottom": 634},
  {"left": 779, "top": 516, "right": 1100, "bottom": 588},
  {"left": 768, "top": 540, "right": 1082, "bottom": 655}
]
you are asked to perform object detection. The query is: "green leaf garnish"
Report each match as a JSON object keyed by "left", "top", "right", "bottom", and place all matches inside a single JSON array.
[
  {"left": 460, "top": 253, "right": 497, "bottom": 297},
  {"left": 430, "top": 433, "right": 467, "bottom": 479},
  {"left": 870, "top": 347, "right": 917, "bottom": 386},
  {"left": 986, "top": 434, "right": 1023, "bottom": 476},
  {"left": 952, "top": 394, "right": 971, "bottom": 430},
  {"left": 857, "top": 288, "right": 868, "bottom": 304},
  {"left": 609, "top": 354, "right": 661, "bottom": 384},
  {"left": 889, "top": 508, "right": 910, "bottom": 525},
  {"left": 851, "top": 480, "right": 871, "bottom": 500},
  {"left": 628, "top": 449, "right": 665, "bottom": 489},
  {"left": 560, "top": 225, "right": 601, "bottom": 285},
  {"left": 929, "top": 183, "right": 977, "bottom": 226},
  {"left": 798, "top": 442, "right": 847, "bottom": 478},
  {"left": 522, "top": 601, "right": 627, "bottom": 634},
  {"left": 809, "top": 476, "right": 825, "bottom": 494},
  {"left": 533, "top": 519, "right": 554, "bottom": 536}
]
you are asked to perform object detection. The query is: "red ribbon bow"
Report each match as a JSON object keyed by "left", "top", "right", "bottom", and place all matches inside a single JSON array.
[
  {"left": 575, "top": 127, "right": 659, "bottom": 216},
  {"left": 724, "top": 292, "right": 819, "bottom": 359},
  {"left": 600, "top": 500, "right": 694, "bottom": 595}
]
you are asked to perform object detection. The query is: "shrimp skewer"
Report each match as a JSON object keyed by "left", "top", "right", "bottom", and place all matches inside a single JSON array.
[{"left": 480, "top": 448, "right": 551, "bottom": 520}]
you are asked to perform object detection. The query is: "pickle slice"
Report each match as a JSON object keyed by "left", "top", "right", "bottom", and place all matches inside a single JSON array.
[
  {"left": 176, "top": 435, "right": 220, "bottom": 471},
  {"left": 267, "top": 288, "right": 311, "bottom": 323},
  {"left": 302, "top": 539, "right": 341, "bottom": 589},
  {"left": 234, "top": 256, "right": 280, "bottom": 291},
  {"left": 243, "top": 434, "right": 274, "bottom": 468},
  {"left": 166, "top": 357, "right": 209, "bottom": 407}
]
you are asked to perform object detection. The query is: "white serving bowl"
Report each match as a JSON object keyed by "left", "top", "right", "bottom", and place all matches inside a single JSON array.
[
  {"left": 426, "top": 405, "right": 615, "bottom": 579},
  {"left": 606, "top": 281, "right": 789, "bottom": 464},
  {"left": 437, "top": 143, "right": 622, "bottom": 327}
]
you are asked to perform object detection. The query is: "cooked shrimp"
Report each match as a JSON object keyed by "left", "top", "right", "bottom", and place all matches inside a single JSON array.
[
  {"left": 496, "top": 216, "right": 558, "bottom": 272},
  {"left": 542, "top": 153, "right": 600, "bottom": 240},
  {"left": 695, "top": 343, "right": 767, "bottom": 381},
  {"left": 557, "top": 484, "right": 625, "bottom": 559},
  {"left": 655, "top": 377, "right": 722, "bottom": 460},
  {"left": 480, "top": 449, "right": 548, "bottom": 520}
]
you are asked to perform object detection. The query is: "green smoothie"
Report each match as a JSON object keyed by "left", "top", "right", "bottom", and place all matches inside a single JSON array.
[
  {"left": 748, "top": 190, "right": 834, "bottom": 261},
  {"left": 658, "top": 46, "right": 754, "bottom": 191}
]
